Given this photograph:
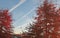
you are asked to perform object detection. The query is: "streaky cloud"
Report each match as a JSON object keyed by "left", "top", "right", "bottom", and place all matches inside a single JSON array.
[
  {"left": 13, "top": 6, "right": 37, "bottom": 25},
  {"left": 9, "top": 0, "right": 26, "bottom": 12}
]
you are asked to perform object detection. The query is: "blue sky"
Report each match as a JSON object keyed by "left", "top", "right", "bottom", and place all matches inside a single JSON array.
[
  {"left": 0, "top": 0, "right": 60, "bottom": 34},
  {"left": 0, "top": 0, "right": 40, "bottom": 34}
]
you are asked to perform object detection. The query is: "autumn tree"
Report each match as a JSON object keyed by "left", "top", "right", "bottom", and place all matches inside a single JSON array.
[
  {"left": 22, "top": 0, "right": 60, "bottom": 38},
  {"left": 0, "top": 9, "right": 13, "bottom": 38}
]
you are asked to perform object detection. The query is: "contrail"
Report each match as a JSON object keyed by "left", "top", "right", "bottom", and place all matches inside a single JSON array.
[
  {"left": 14, "top": 18, "right": 33, "bottom": 29},
  {"left": 13, "top": 6, "right": 37, "bottom": 25},
  {"left": 13, "top": 6, "right": 37, "bottom": 29},
  {"left": 17, "top": 7, "right": 37, "bottom": 20},
  {"left": 9, "top": 0, "right": 26, "bottom": 12}
]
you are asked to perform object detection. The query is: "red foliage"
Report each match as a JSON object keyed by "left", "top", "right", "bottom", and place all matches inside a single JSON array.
[
  {"left": 22, "top": 0, "right": 60, "bottom": 38},
  {"left": 0, "top": 9, "right": 12, "bottom": 38}
]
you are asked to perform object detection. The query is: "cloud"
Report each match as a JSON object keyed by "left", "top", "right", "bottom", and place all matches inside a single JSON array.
[
  {"left": 9, "top": 0, "right": 26, "bottom": 12},
  {"left": 13, "top": 6, "right": 37, "bottom": 25},
  {"left": 12, "top": 0, "right": 38, "bottom": 34},
  {"left": 14, "top": 18, "right": 34, "bottom": 34},
  {"left": 13, "top": 5, "right": 38, "bottom": 34}
]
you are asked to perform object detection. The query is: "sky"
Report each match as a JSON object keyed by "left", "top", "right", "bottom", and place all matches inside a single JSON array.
[
  {"left": 0, "top": 0, "right": 40, "bottom": 34},
  {"left": 0, "top": 0, "right": 60, "bottom": 34}
]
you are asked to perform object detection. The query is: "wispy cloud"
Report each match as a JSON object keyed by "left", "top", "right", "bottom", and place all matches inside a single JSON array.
[
  {"left": 13, "top": 6, "right": 37, "bottom": 25},
  {"left": 14, "top": 18, "right": 34, "bottom": 34},
  {"left": 12, "top": 0, "right": 38, "bottom": 34},
  {"left": 9, "top": 0, "right": 26, "bottom": 12},
  {"left": 13, "top": 6, "right": 37, "bottom": 34}
]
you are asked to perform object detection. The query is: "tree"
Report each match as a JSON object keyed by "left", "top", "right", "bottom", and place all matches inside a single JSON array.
[
  {"left": 0, "top": 9, "right": 13, "bottom": 38},
  {"left": 22, "top": 0, "right": 60, "bottom": 38}
]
